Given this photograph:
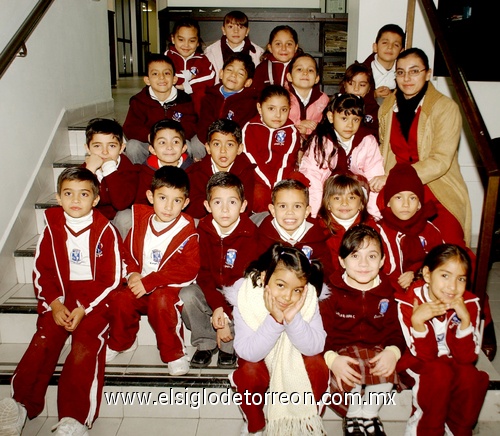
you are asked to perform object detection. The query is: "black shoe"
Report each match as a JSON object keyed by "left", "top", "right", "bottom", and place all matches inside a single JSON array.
[
  {"left": 190, "top": 348, "right": 217, "bottom": 368},
  {"left": 363, "top": 417, "right": 386, "bottom": 436},
  {"left": 342, "top": 417, "right": 365, "bottom": 435},
  {"left": 217, "top": 350, "right": 237, "bottom": 368}
]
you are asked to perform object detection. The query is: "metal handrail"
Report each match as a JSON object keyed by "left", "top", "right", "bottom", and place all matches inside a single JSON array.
[
  {"left": 0, "top": 0, "right": 55, "bottom": 79},
  {"left": 418, "top": 0, "right": 499, "bottom": 304}
]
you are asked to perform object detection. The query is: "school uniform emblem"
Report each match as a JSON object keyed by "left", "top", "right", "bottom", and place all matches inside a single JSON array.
[
  {"left": 378, "top": 299, "right": 389, "bottom": 315},
  {"left": 96, "top": 242, "right": 103, "bottom": 258},
  {"left": 301, "top": 245, "right": 313, "bottom": 260},
  {"left": 275, "top": 130, "right": 286, "bottom": 145},
  {"left": 364, "top": 114, "right": 374, "bottom": 124},
  {"left": 172, "top": 112, "right": 183, "bottom": 122},
  {"left": 225, "top": 248, "right": 237, "bottom": 268},
  {"left": 227, "top": 110, "right": 234, "bottom": 120},
  {"left": 151, "top": 249, "right": 162, "bottom": 264},
  {"left": 190, "top": 66, "right": 198, "bottom": 77},
  {"left": 450, "top": 313, "right": 461, "bottom": 327},
  {"left": 71, "top": 249, "right": 82, "bottom": 264}
]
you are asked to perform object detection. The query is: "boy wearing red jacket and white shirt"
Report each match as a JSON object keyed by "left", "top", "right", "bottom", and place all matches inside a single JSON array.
[
  {"left": 242, "top": 85, "right": 300, "bottom": 213},
  {"left": 0, "top": 168, "right": 122, "bottom": 436},
  {"left": 106, "top": 166, "right": 200, "bottom": 376},
  {"left": 180, "top": 172, "right": 258, "bottom": 368},
  {"left": 257, "top": 179, "right": 334, "bottom": 283},
  {"left": 186, "top": 119, "right": 256, "bottom": 219}
]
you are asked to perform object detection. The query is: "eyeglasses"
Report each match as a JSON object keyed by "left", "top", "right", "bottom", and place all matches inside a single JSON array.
[{"left": 395, "top": 68, "right": 427, "bottom": 77}]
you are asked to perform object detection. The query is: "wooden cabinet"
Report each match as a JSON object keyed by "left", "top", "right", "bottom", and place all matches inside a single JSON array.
[{"left": 158, "top": 7, "right": 347, "bottom": 95}]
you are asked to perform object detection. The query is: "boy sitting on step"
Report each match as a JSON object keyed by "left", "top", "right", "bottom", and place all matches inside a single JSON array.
[
  {"left": 0, "top": 167, "right": 122, "bottom": 436},
  {"left": 180, "top": 172, "right": 258, "bottom": 368},
  {"left": 106, "top": 166, "right": 200, "bottom": 376},
  {"left": 83, "top": 117, "right": 139, "bottom": 240}
]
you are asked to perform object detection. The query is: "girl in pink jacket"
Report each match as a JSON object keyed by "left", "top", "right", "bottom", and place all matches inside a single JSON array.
[{"left": 299, "top": 93, "right": 384, "bottom": 219}]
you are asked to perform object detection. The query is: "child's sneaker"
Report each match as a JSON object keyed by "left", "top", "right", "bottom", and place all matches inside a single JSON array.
[
  {"left": 105, "top": 337, "right": 138, "bottom": 362},
  {"left": 52, "top": 417, "right": 89, "bottom": 436},
  {"left": 342, "top": 416, "right": 365, "bottom": 435},
  {"left": 168, "top": 355, "right": 190, "bottom": 376},
  {"left": 363, "top": 417, "right": 386, "bottom": 436},
  {"left": 0, "top": 398, "right": 27, "bottom": 436},
  {"left": 240, "top": 421, "right": 264, "bottom": 435}
]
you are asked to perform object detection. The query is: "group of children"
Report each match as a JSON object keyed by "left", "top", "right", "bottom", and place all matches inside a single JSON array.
[{"left": 0, "top": 12, "right": 490, "bottom": 436}]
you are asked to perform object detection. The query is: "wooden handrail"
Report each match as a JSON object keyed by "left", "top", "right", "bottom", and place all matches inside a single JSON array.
[
  {"left": 418, "top": 0, "right": 499, "bottom": 305},
  {"left": 0, "top": 0, "right": 55, "bottom": 79}
]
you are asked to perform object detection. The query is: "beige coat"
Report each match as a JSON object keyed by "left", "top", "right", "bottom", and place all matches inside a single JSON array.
[{"left": 378, "top": 82, "right": 472, "bottom": 244}]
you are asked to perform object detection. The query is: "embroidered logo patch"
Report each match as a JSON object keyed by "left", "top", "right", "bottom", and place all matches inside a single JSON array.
[
  {"left": 190, "top": 66, "right": 198, "bottom": 76},
  {"left": 275, "top": 130, "right": 286, "bottom": 145},
  {"left": 227, "top": 110, "right": 234, "bottom": 120},
  {"left": 378, "top": 299, "right": 389, "bottom": 315},
  {"left": 301, "top": 245, "right": 313, "bottom": 260},
  {"left": 151, "top": 249, "right": 162, "bottom": 264},
  {"left": 177, "top": 238, "right": 189, "bottom": 253},
  {"left": 71, "top": 249, "right": 82, "bottom": 264},
  {"left": 172, "top": 112, "right": 183, "bottom": 122},
  {"left": 225, "top": 248, "right": 237, "bottom": 268},
  {"left": 364, "top": 114, "right": 374, "bottom": 124},
  {"left": 96, "top": 242, "right": 103, "bottom": 258}
]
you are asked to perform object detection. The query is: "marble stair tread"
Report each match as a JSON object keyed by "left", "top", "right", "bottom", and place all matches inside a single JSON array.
[{"left": 53, "top": 155, "right": 85, "bottom": 167}]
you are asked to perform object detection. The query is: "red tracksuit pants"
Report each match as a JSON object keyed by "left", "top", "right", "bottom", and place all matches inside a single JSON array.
[
  {"left": 230, "top": 355, "right": 329, "bottom": 433},
  {"left": 404, "top": 357, "right": 489, "bottom": 436},
  {"left": 107, "top": 286, "right": 185, "bottom": 363},
  {"left": 12, "top": 305, "right": 109, "bottom": 426}
]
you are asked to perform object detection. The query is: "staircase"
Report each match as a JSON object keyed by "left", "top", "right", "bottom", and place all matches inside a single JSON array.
[{"left": 0, "top": 123, "right": 499, "bottom": 435}]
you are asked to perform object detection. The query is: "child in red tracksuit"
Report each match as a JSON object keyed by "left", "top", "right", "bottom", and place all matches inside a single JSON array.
[
  {"left": 186, "top": 119, "right": 256, "bottom": 219},
  {"left": 180, "top": 172, "right": 258, "bottom": 369},
  {"left": 0, "top": 168, "right": 122, "bottom": 436},
  {"left": 135, "top": 119, "right": 193, "bottom": 205},
  {"left": 83, "top": 117, "right": 139, "bottom": 239},
  {"left": 318, "top": 173, "right": 378, "bottom": 269},
  {"left": 123, "top": 53, "right": 198, "bottom": 164},
  {"left": 242, "top": 85, "right": 300, "bottom": 213},
  {"left": 396, "top": 244, "right": 489, "bottom": 436},
  {"left": 320, "top": 224, "right": 405, "bottom": 436},
  {"left": 196, "top": 52, "right": 258, "bottom": 144},
  {"left": 252, "top": 25, "right": 300, "bottom": 94},
  {"left": 257, "top": 178, "right": 334, "bottom": 283},
  {"left": 377, "top": 163, "right": 444, "bottom": 292},
  {"left": 106, "top": 166, "right": 200, "bottom": 376},
  {"left": 165, "top": 17, "right": 215, "bottom": 115}
]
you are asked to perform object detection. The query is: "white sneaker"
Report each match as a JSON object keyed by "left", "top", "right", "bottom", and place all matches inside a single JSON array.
[
  {"left": 105, "top": 337, "right": 138, "bottom": 363},
  {"left": 0, "top": 398, "right": 27, "bottom": 436},
  {"left": 52, "top": 417, "right": 89, "bottom": 436},
  {"left": 168, "top": 355, "right": 190, "bottom": 376},
  {"left": 240, "top": 421, "right": 264, "bottom": 436}
]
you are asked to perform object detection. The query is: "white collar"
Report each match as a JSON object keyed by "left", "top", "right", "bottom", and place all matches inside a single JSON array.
[{"left": 149, "top": 86, "right": 178, "bottom": 106}]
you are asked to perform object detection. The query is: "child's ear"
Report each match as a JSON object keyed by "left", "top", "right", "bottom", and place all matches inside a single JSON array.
[
  {"left": 286, "top": 72, "right": 292, "bottom": 82},
  {"left": 268, "top": 203, "right": 276, "bottom": 217},
  {"left": 422, "top": 266, "right": 431, "bottom": 283},
  {"left": 257, "top": 102, "right": 262, "bottom": 115},
  {"left": 240, "top": 199, "right": 248, "bottom": 213},
  {"left": 148, "top": 144, "right": 157, "bottom": 156},
  {"left": 326, "top": 111, "right": 334, "bottom": 124},
  {"left": 417, "top": 201, "right": 422, "bottom": 211},
  {"left": 236, "top": 143, "right": 244, "bottom": 155},
  {"left": 119, "top": 142, "right": 126, "bottom": 154},
  {"left": 314, "top": 74, "right": 320, "bottom": 85},
  {"left": 203, "top": 200, "right": 212, "bottom": 213},
  {"left": 56, "top": 194, "right": 62, "bottom": 206},
  {"left": 182, "top": 197, "right": 190, "bottom": 210},
  {"left": 182, "top": 143, "right": 188, "bottom": 154},
  {"left": 173, "top": 75, "right": 178, "bottom": 85},
  {"left": 379, "top": 254, "right": 385, "bottom": 269},
  {"left": 146, "top": 190, "right": 154, "bottom": 205},
  {"left": 144, "top": 75, "right": 151, "bottom": 86},
  {"left": 372, "top": 42, "right": 378, "bottom": 53},
  {"left": 338, "top": 256, "right": 346, "bottom": 270},
  {"left": 84, "top": 144, "right": 91, "bottom": 154},
  {"left": 221, "top": 25, "right": 226, "bottom": 35},
  {"left": 305, "top": 205, "right": 312, "bottom": 218},
  {"left": 260, "top": 271, "right": 266, "bottom": 285},
  {"left": 92, "top": 195, "right": 100, "bottom": 208},
  {"left": 204, "top": 143, "right": 212, "bottom": 155},
  {"left": 244, "top": 78, "right": 252, "bottom": 88}
]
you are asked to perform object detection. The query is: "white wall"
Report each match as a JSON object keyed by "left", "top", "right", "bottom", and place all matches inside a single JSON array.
[
  {"left": 165, "top": 0, "right": 322, "bottom": 8},
  {"left": 348, "top": 0, "right": 500, "bottom": 245},
  {"left": 0, "top": 0, "right": 111, "bottom": 251}
]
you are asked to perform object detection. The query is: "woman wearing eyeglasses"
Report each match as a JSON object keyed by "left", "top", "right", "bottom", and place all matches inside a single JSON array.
[{"left": 370, "top": 47, "right": 471, "bottom": 247}]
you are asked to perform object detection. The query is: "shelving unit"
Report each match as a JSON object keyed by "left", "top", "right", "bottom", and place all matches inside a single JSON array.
[{"left": 158, "top": 7, "right": 348, "bottom": 95}]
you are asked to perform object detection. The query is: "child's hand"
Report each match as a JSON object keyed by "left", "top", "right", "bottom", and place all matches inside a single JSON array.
[
  {"left": 50, "top": 299, "right": 71, "bottom": 327},
  {"left": 216, "top": 324, "right": 233, "bottom": 347},
  {"left": 375, "top": 86, "right": 391, "bottom": 98},
  {"left": 264, "top": 285, "right": 284, "bottom": 324},
  {"left": 297, "top": 120, "right": 318, "bottom": 135},
  {"left": 212, "top": 307, "right": 226, "bottom": 329},
  {"left": 411, "top": 298, "right": 447, "bottom": 332},
  {"left": 369, "top": 175, "right": 387, "bottom": 193},
  {"left": 398, "top": 271, "right": 415, "bottom": 290},
  {"left": 85, "top": 154, "right": 104, "bottom": 173},
  {"left": 446, "top": 296, "right": 471, "bottom": 330},
  {"left": 129, "top": 278, "right": 147, "bottom": 298},
  {"left": 65, "top": 306, "right": 86, "bottom": 332},
  {"left": 330, "top": 355, "right": 362, "bottom": 391},
  {"left": 283, "top": 286, "right": 307, "bottom": 324},
  {"left": 369, "top": 349, "right": 397, "bottom": 377}
]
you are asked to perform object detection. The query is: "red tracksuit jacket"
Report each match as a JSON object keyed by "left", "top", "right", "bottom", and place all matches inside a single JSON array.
[{"left": 33, "top": 207, "right": 122, "bottom": 315}]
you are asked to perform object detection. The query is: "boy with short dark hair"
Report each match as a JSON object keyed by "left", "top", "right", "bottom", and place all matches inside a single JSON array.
[
  {"left": 106, "top": 166, "right": 200, "bottom": 376},
  {"left": 135, "top": 119, "right": 193, "bottom": 205},
  {"left": 197, "top": 52, "right": 258, "bottom": 144},
  {"left": 84, "top": 117, "right": 139, "bottom": 239},
  {"left": 123, "top": 53, "right": 197, "bottom": 164},
  {"left": 0, "top": 167, "right": 122, "bottom": 436},
  {"left": 186, "top": 119, "right": 256, "bottom": 219},
  {"left": 257, "top": 178, "right": 334, "bottom": 279},
  {"left": 180, "top": 172, "right": 258, "bottom": 368},
  {"left": 362, "top": 24, "right": 405, "bottom": 103},
  {"left": 204, "top": 10, "right": 264, "bottom": 80}
]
